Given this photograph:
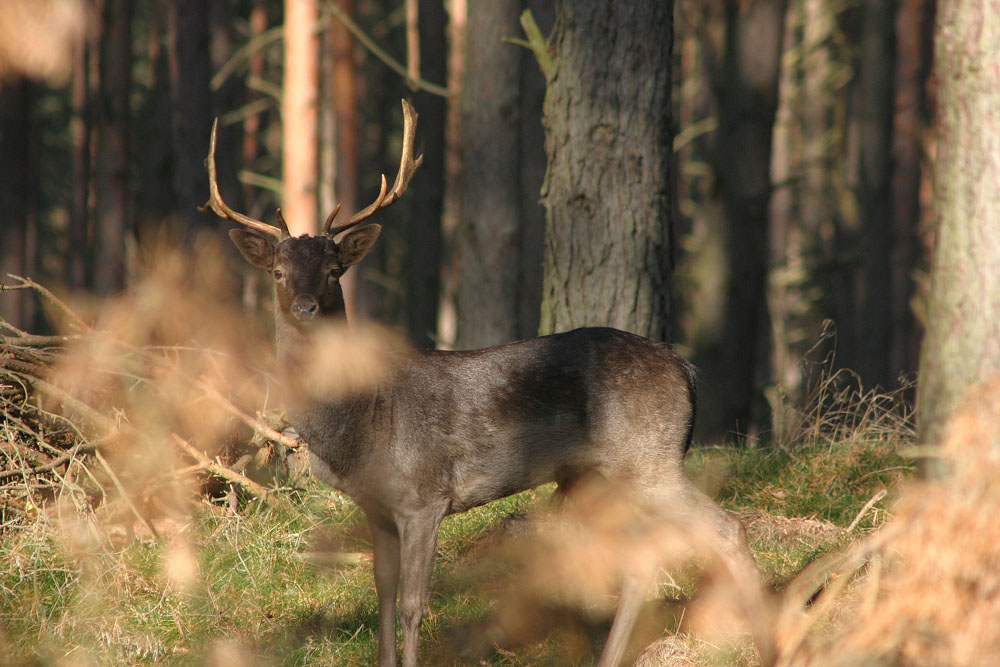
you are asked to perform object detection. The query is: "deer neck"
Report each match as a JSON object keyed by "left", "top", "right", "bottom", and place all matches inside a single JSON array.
[{"left": 273, "top": 307, "right": 377, "bottom": 487}]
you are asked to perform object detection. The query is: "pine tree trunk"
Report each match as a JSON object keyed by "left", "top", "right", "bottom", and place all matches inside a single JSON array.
[
  {"left": 282, "top": 0, "right": 320, "bottom": 236},
  {"left": 455, "top": 0, "right": 522, "bottom": 349},
  {"left": 539, "top": 0, "right": 674, "bottom": 341},
  {"left": 853, "top": 0, "right": 896, "bottom": 389},
  {"left": 0, "top": 79, "right": 33, "bottom": 329},
  {"left": 404, "top": 0, "right": 447, "bottom": 348},
  {"left": 516, "top": 0, "right": 553, "bottom": 341},
  {"left": 93, "top": 0, "right": 133, "bottom": 295},
  {"left": 167, "top": 0, "right": 213, "bottom": 239},
  {"left": 68, "top": 36, "right": 91, "bottom": 289},
  {"left": 707, "top": 0, "right": 786, "bottom": 440},
  {"left": 916, "top": 2, "right": 1000, "bottom": 444},
  {"left": 890, "top": 0, "right": 933, "bottom": 384}
]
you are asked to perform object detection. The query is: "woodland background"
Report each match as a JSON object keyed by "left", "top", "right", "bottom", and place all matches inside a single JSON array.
[{"left": 0, "top": 0, "right": 995, "bottom": 446}]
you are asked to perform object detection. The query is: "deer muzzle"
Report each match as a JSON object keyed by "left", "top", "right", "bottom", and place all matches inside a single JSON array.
[{"left": 291, "top": 295, "right": 319, "bottom": 320}]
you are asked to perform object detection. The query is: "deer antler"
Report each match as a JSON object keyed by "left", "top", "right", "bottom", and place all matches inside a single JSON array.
[
  {"left": 324, "top": 99, "right": 424, "bottom": 237},
  {"left": 200, "top": 118, "right": 289, "bottom": 239}
]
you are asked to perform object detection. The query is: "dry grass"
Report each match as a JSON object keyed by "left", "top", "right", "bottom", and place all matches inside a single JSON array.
[
  {"left": 18, "top": 256, "right": 1000, "bottom": 666},
  {"left": 774, "top": 377, "right": 1000, "bottom": 666}
]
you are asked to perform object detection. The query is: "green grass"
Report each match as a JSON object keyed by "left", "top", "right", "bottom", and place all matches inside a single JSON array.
[{"left": 0, "top": 425, "right": 913, "bottom": 666}]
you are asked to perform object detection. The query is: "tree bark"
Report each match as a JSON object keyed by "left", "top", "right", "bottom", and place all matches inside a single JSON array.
[
  {"left": 404, "top": 0, "right": 447, "bottom": 348},
  {"left": 517, "top": 0, "right": 553, "bottom": 341},
  {"left": 167, "top": 0, "right": 213, "bottom": 239},
  {"left": 455, "top": 0, "right": 522, "bottom": 349},
  {"left": 326, "top": 0, "right": 360, "bottom": 316},
  {"left": 890, "top": 0, "right": 933, "bottom": 384},
  {"left": 539, "top": 0, "right": 674, "bottom": 341},
  {"left": 68, "top": 36, "right": 91, "bottom": 290},
  {"left": 916, "top": 1, "right": 1000, "bottom": 444},
  {"left": 93, "top": 0, "right": 133, "bottom": 295},
  {"left": 282, "top": 0, "right": 320, "bottom": 236},
  {"left": 706, "top": 0, "right": 786, "bottom": 440},
  {"left": 0, "top": 78, "right": 33, "bottom": 329},
  {"left": 851, "top": 0, "right": 896, "bottom": 389}
]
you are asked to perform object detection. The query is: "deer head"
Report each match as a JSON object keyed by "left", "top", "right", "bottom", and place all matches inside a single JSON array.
[{"left": 200, "top": 100, "right": 422, "bottom": 327}]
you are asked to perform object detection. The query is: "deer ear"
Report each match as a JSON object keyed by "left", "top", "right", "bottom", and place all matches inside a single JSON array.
[
  {"left": 229, "top": 229, "right": 275, "bottom": 270},
  {"left": 338, "top": 224, "right": 382, "bottom": 267}
]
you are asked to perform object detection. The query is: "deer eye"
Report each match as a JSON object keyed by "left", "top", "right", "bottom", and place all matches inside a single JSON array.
[
  {"left": 273, "top": 268, "right": 285, "bottom": 281},
  {"left": 328, "top": 267, "right": 343, "bottom": 282}
]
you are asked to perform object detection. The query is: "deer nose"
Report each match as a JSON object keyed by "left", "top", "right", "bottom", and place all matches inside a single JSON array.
[{"left": 292, "top": 295, "right": 319, "bottom": 320}]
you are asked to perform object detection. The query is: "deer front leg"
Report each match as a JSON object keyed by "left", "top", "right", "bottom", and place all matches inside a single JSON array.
[
  {"left": 370, "top": 518, "right": 401, "bottom": 667},
  {"left": 397, "top": 507, "right": 447, "bottom": 667}
]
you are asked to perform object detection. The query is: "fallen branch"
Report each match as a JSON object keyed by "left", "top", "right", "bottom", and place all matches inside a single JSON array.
[
  {"left": 4, "top": 274, "right": 91, "bottom": 334},
  {"left": 0, "top": 442, "right": 97, "bottom": 483},
  {"left": 199, "top": 380, "right": 301, "bottom": 451},
  {"left": 172, "top": 434, "right": 274, "bottom": 504}
]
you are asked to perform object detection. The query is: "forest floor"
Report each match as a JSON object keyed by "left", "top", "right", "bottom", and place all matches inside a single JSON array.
[
  {"left": 5, "top": 270, "right": 999, "bottom": 665},
  {"left": 0, "top": 393, "right": 914, "bottom": 666}
]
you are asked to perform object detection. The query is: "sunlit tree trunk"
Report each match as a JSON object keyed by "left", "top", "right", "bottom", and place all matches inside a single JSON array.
[
  {"left": 282, "top": 0, "right": 319, "bottom": 236},
  {"left": 539, "top": 0, "right": 674, "bottom": 341},
  {"left": 916, "top": 1, "right": 1000, "bottom": 444}
]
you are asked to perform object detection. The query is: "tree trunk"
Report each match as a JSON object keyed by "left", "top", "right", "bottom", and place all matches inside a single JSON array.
[
  {"left": 404, "top": 0, "right": 447, "bottom": 348},
  {"left": 0, "top": 79, "right": 34, "bottom": 329},
  {"left": 69, "top": 36, "right": 91, "bottom": 290},
  {"left": 539, "top": 0, "right": 674, "bottom": 341},
  {"left": 325, "top": 0, "right": 360, "bottom": 316},
  {"left": 916, "top": 2, "right": 1000, "bottom": 444},
  {"left": 437, "top": 0, "right": 467, "bottom": 347},
  {"left": 851, "top": 0, "right": 896, "bottom": 390},
  {"left": 167, "top": 0, "right": 213, "bottom": 239},
  {"left": 282, "top": 0, "right": 320, "bottom": 236},
  {"left": 516, "top": 0, "right": 553, "bottom": 340},
  {"left": 242, "top": 0, "right": 268, "bottom": 213},
  {"left": 455, "top": 0, "right": 522, "bottom": 349},
  {"left": 93, "top": 0, "right": 133, "bottom": 295},
  {"left": 890, "top": 0, "right": 933, "bottom": 385},
  {"left": 705, "top": 0, "right": 786, "bottom": 441}
]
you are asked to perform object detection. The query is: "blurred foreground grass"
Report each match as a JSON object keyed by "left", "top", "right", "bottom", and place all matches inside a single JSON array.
[
  {"left": 1, "top": 266, "right": 921, "bottom": 665},
  {"left": 0, "top": 433, "right": 910, "bottom": 666}
]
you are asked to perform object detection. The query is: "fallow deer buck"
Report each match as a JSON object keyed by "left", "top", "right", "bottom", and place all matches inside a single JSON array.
[{"left": 201, "top": 100, "right": 761, "bottom": 667}]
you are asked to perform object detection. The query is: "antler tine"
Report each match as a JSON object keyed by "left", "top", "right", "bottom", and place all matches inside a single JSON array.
[
  {"left": 275, "top": 208, "right": 291, "bottom": 237},
  {"left": 383, "top": 98, "right": 424, "bottom": 206},
  {"left": 328, "top": 99, "right": 424, "bottom": 237},
  {"left": 328, "top": 176, "right": 388, "bottom": 237},
  {"left": 200, "top": 118, "right": 286, "bottom": 240},
  {"left": 320, "top": 203, "right": 344, "bottom": 235}
]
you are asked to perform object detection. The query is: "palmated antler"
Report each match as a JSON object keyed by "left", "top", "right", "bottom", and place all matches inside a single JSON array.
[
  {"left": 323, "top": 99, "right": 424, "bottom": 237},
  {"left": 200, "top": 118, "right": 290, "bottom": 239}
]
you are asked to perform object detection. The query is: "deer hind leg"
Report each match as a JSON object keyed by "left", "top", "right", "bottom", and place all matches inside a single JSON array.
[
  {"left": 596, "top": 564, "right": 655, "bottom": 667},
  {"left": 397, "top": 506, "right": 447, "bottom": 667},
  {"left": 688, "top": 487, "right": 760, "bottom": 581}
]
